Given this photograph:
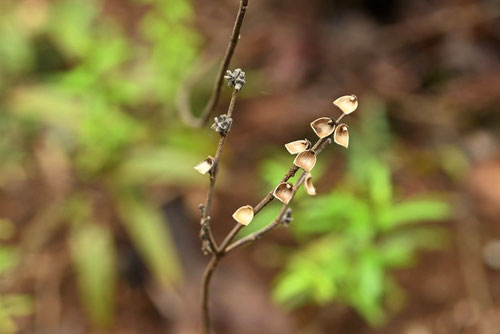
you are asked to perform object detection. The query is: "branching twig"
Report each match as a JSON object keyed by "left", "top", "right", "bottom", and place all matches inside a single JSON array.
[
  {"left": 200, "top": 110, "right": 348, "bottom": 333},
  {"left": 224, "top": 138, "right": 333, "bottom": 254},
  {"left": 178, "top": 0, "right": 249, "bottom": 128}
]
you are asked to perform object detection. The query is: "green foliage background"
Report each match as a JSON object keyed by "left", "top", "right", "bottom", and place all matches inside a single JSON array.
[
  {"left": 0, "top": 0, "right": 208, "bottom": 330},
  {"left": 0, "top": 0, "right": 452, "bottom": 331}
]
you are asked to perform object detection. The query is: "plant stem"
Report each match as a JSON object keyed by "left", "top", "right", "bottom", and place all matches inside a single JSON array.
[
  {"left": 201, "top": 255, "right": 219, "bottom": 334},
  {"left": 200, "top": 114, "right": 344, "bottom": 333},
  {"left": 178, "top": 0, "right": 249, "bottom": 128},
  {"left": 200, "top": 90, "right": 239, "bottom": 254}
]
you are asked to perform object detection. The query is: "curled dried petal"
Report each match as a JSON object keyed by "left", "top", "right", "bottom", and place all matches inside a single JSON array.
[
  {"left": 333, "top": 94, "right": 358, "bottom": 115},
  {"left": 273, "top": 182, "right": 294, "bottom": 204},
  {"left": 194, "top": 156, "right": 215, "bottom": 174},
  {"left": 294, "top": 150, "right": 316, "bottom": 172},
  {"left": 285, "top": 139, "right": 311, "bottom": 155},
  {"left": 310, "top": 117, "right": 335, "bottom": 138},
  {"left": 232, "top": 205, "right": 254, "bottom": 226},
  {"left": 334, "top": 124, "right": 349, "bottom": 148}
]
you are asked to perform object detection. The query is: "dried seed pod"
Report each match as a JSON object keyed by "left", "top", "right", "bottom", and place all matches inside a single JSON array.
[
  {"left": 273, "top": 182, "right": 294, "bottom": 204},
  {"left": 232, "top": 205, "right": 254, "bottom": 226},
  {"left": 294, "top": 150, "right": 316, "bottom": 172},
  {"left": 194, "top": 156, "right": 215, "bottom": 174},
  {"left": 284, "top": 139, "right": 311, "bottom": 155},
  {"left": 310, "top": 117, "right": 335, "bottom": 138},
  {"left": 334, "top": 124, "right": 349, "bottom": 148},
  {"left": 333, "top": 94, "right": 358, "bottom": 115},
  {"left": 304, "top": 173, "right": 316, "bottom": 196}
]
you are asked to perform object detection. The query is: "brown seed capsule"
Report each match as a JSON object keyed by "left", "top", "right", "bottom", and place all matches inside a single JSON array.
[
  {"left": 334, "top": 124, "right": 349, "bottom": 148},
  {"left": 194, "top": 156, "right": 215, "bottom": 174},
  {"left": 273, "top": 182, "right": 294, "bottom": 204},
  {"left": 310, "top": 117, "right": 336, "bottom": 138},
  {"left": 304, "top": 173, "right": 316, "bottom": 196},
  {"left": 284, "top": 139, "right": 311, "bottom": 155},
  {"left": 294, "top": 150, "right": 316, "bottom": 172},
  {"left": 333, "top": 94, "right": 358, "bottom": 115},
  {"left": 232, "top": 205, "right": 254, "bottom": 226}
]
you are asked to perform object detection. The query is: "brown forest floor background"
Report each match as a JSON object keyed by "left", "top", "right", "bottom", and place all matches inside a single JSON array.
[{"left": 4, "top": 0, "right": 500, "bottom": 333}]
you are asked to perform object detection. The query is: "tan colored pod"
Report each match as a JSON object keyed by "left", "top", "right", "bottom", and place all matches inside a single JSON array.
[
  {"left": 194, "top": 156, "right": 215, "bottom": 174},
  {"left": 285, "top": 139, "right": 311, "bottom": 155},
  {"left": 273, "top": 182, "right": 294, "bottom": 205},
  {"left": 333, "top": 94, "right": 358, "bottom": 115},
  {"left": 232, "top": 205, "right": 254, "bottom": 226},
  {"left": 304, "top": 173, "right": 316, "bottom": 196},
  {"left": 294, "top": 150, "right": 316, "bottom": 172},
  {"left": 334, "top": 124, "right": 349, "bottom": 148},
  {"left": 310, "top": 117, "right": 335, "bottom": 138}
]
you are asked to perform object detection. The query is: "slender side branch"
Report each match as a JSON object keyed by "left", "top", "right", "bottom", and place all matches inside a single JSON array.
[
  {"left": 224, "top": 173, "right": 306, "bottom": 253},
  {"left": 178, "top": 0, "right": 249, "bottom": 128},
  {"left": 224, "top": 138, "right": 333, "bottom": 253},
  {"left": 219, "top": 115, "right": 343, "bottom": 254}
]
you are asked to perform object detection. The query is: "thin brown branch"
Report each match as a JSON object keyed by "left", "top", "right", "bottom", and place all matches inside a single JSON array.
[
  {"left": 200, "top": 90, "right": 239, "bottom": 254},
  {"left": 178, "top": 0, "right": 249, "bottom": 128},
  {"left": 201, "top": 256, "right": 219, "bottom": 334}
]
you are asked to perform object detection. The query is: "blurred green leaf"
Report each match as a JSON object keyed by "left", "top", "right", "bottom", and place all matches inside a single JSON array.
[
  {"left": 378, "top": 237, "right": 415, "bottom": 268},
  {"left": 70, "top": 223, "right": 116, "bottom": 328},
  {"left": 115, "top": 192, "right": 182, "bottom": 288},
  {"left": 48, "top": 0, "right": 99, "bottom": 57},
  {"left": 0, "top": 309, "right": 16, "bottom": 334},
  {"left": 0, "top": 248, "right": 19, "bottom": 274},
  {"left": 117, "top": 147, "right": 205, "bottom": 186},
  {"left": 368, "top": 159, "right": 393, "bottom": 208},
  {"left": 293, "top": 192, "right": 372, "bottom": 238},
  {"left": 7, "top": 85, "right": 83, "bottom": 134},
  {"left": 273, "top": 262, "right": 316, "bottom": 308},
  {"left": 0, "top": 295, "right": 33, "bottom": 317},
  {"left": 378, "top": 198, "right": 450, "bottom": 230},
  {"left": 351, "top": 252, "right": 386, "bottom": 326}
]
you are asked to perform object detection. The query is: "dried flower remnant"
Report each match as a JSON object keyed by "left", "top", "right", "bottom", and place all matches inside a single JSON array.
[
  {"left": 304, "top": 173, "right": 316, "bottom": 196},
  {"left": 194, "top": 156, "right": 215, "bottom": 174},
  {"left": 333, "top": 94, "right": 358, "bottom": 115},
  {"left": 224, "top": 68, "right": 246, "bottom": 91},
  {"left": 232, "top": 205, "right": 254, "bottom": 226},
  {"left": 280, "top": 208, "right": 293, "bottom": 227},
  {"left": 310, "top": 117, "right": 336, "bottom": 138},
  {"left": 285, "top": 139, "right": 311, "bottom": 155},
  {"left": 273, "top": 182, "right": 294, "bottom": 204},
  {"left": 294, "top": 150, "right": 317, "bottom": 173},
  {"left": 200, "top": 222, "right": 214, "bottom": 255},
  {"left": 334, "top": 124, "right": 349, "bottom": 148},
  {"left": 211, "top": 114, "right": 233, "bottom": 136}
]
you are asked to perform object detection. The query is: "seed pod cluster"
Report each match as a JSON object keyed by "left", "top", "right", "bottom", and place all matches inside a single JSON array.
[{"left": 203, "top": 94, "right": 358, "bottom": 227}]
